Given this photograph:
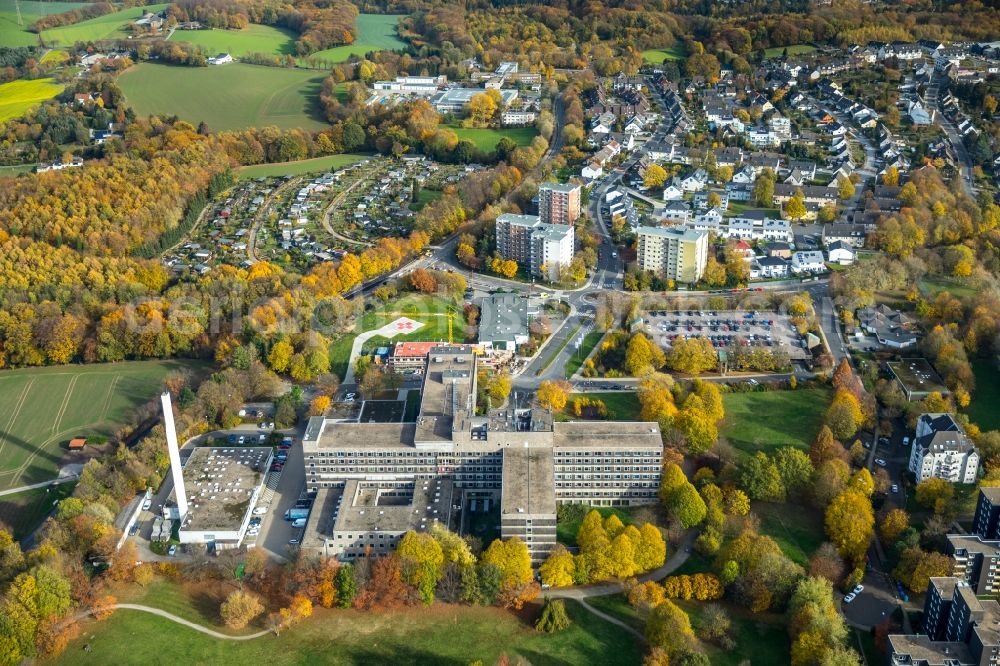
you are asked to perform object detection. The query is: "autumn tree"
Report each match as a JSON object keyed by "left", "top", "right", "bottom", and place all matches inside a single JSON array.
[
  {"left": 646, "top": 599, "right": 695, "bottom": 658},
  {"left": 625, "top": 332, "right": 665, "bottom": 376},
  {"left": 879, "top": 509, "right": 910, "bottom": 545},
  {"left": 396, "top": 531, "right": 445, "bottom": 605},
  {"left": 644, "top": 164, "right": 668, "bottom": 189},
  {"left": 481, "top": 538, "right": 532, "bottom": 589},
  {"left": 220, "top": 590, "right": 265, "bottom": 630},
  {"left": 666, "top": 337, "right": 717, "bottom": 374},
  {"left": 825, "top": 489, "right": 874, "bottom": 562},
  {"left": 308, "top": 395, "right": 331, "bottom": 416},
  {"left": 539, "top": 544, "right": 575, "bottom": 588},
  {"left": 536, "top": 380, "right": 571, "bottom": 412},
  {"left": 824, "top": 388, "right": 864, "bottom": 441},
  {"left": 836, "top": 175, "right": 855, "bottom": 201},
  {"left": 784, "top": 191, "right": 807, "bottom": 222}
]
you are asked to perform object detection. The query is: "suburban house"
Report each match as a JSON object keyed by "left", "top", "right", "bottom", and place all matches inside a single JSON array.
[
  {"left": 856, "top": 304, "right": 918, "bottom": 349},
  {"left": 791, "top": 251, "right": 826, "bottom": 274},
  {"left": 826, "top": 240, "right": 856, "bottom": 265}
]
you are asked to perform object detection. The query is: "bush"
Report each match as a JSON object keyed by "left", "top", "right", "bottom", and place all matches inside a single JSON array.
[{"left": 535, "top": 597, "right": 572, "bottom": 633}]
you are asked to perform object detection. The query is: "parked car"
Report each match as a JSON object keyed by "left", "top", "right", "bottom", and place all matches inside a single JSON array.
[
  {"left": 853, "top": 584, "right": 864, "bottom": 595},
  {"left": 141, "top": 498, "right": 152, "bottom": 511},
  {"left": 253, "top": 507, "right": 267, "bottom": 515},
  {"left": 875, "top": 458, "right": 887, "bottom": 467},
  {"left": 843, "top": 593, "right": 856, "bottom": 603},
  {"left": 344, "top": 393, "right": 357, "bottom": 402},
  {"left": 167, "top": 545, "right": 177, "bottom": 556},
  {"left": 288, "top": 539, "right": 300, "bottom": 545},
  {"left": 891, "top": 484, "right": 899, "bottom": 494}
]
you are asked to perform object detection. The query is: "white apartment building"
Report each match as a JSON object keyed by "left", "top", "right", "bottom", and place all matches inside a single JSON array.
[
  {"left": 495, "top": 213, "right": 574, "bottom": 281},
  {"left": 909, "top": 413, "right": 979, "bottom": 483}
]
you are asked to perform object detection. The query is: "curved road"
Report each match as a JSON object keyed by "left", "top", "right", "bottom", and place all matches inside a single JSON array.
[{"left": 77, "top": 604, "right": 271, "bottom": 641}]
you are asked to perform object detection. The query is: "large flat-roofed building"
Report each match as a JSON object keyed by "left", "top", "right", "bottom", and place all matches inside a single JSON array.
[
  {"left": 170, "top": 446, "right": 272, "bottom": 548},
  {"left": 636, "top": 226, "right": 709, "bottom": 283},
  {"left": 431, "top": 88, "right": 518, "bottom": 114},
  {"left": 538, "top": 183, "right": 581, "bottom": 226},
  {"left": 373, "top": 75, "right": 447, "bottom": 94},
  {"left": 501, "top": 446, "right": 557, "bottom": 564},
  {"left": 495, "top": 213, "right": 538, "bottom": 265},
  {"left": 301, "top": 346, "right": 663, "bottom": 562},
  {"left": 478, "top": 293, "right": 530, "bottom": 352},
  {"left": 887, "top": 359, "right": 951, "bottom": 402}
]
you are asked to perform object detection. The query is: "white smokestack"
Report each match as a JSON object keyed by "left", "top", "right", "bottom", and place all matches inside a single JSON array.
[{"left": 161, "top": 392, "right": 188, "bottom": 518}]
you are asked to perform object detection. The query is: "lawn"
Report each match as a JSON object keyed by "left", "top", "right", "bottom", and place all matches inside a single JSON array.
[
  {"left": 586, "top": 593, "right": 645, "bottom": 633},
  {"left": 0, "top": 78, "right": 64, "bottom": 122},
  {"left": 558, "top": 392, "right": 643, "bottom": 423},
  {"left": 446, "top": 125, "right": 539, "bottom": 152},
  {"left": 753, "top": 501, "right": 826, "bottom": 566},
  {"left": 641, "top": 46, "right": 686, "bottom": 64},
  {"left": 918, "top": 275, "right": 977, "bottom": 300},
  {"left": 0, "top": 164, "right": 36, "bottom": 176},
  {"left": 238, "top": 154, "right": 368, "bottom": 179},
  {"left": 304, "top": 13, "right": 407, "bottom": 64},
  {"left": 565, "top": 329, "right": 605, "bottom": 378},
  {"left": 967, "top": 360, "right": 1000, "bottom": 431},
  {"left": 409, "top": 188, "right": 442, "bottom": 212},
  {"left": 0, "top": 0, "right": 90, "bottom": 46},
  {"left": 41, "top": 2, "right": 170, "bottom": 45},
  {"left": 329, "top": 294, "right": 462, "bottom": 379},
  {"left": 679, "top": 600, "right": 791, "bottom": 666},
  {"left": 764, "top": 44, "right": 817, "bottom": 58},
  {"left": 720, "top": 388, "right": 831, "bottom": 458},
  {"left": 118, "top": 62, "right": 329, "bottom": 131},
  {"left": 63, "top": 593, "right": 640, "bottom": 666},
  {"left": 0, "top": 479, "right": 76, "bottom": 540},
  {"left": 0, "top": 360, "right": 204, "bottom": 492},
  {"left": 170, "top": 24, "right": 298, "bottom": 57}
]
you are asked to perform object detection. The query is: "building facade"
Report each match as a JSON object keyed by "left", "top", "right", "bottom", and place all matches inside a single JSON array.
[
  {"left": 635, "top": 226, "right": 708, "bottom": 283},
  {"left": 495, "top": 213, "right": 574, "bottom": 281},
  {"left": 908, "top": 413, "right": 979, "bottom": 484},
  {"left": 537, "top": 183, "right": 581, "bottom": 226}
]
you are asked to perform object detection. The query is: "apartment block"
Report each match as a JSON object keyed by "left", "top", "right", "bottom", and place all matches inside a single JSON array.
[
  {"left": 495, "top": 213, "right": 574, "bottom": 281},
  {"left": 890, "top": 578, "right": 1000, "bottom": 666},
  {"left": 973, "top": 488, "right": 1000, "bottom": 540},
  {"left": 908, "top": 413, "right": 979, "bottom": 484},
  {"left": 538, "top": 183, "right": 581, "bottom": 226},
  {"left": 948, "top": 534, "right": 1000, "bottom": 595},
  {"left": 635, "top": 226, "right": 709, "bottom": 283}
]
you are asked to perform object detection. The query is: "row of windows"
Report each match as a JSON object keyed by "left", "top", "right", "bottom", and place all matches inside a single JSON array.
[
  {"left": 555, "top": 467, "right": 660, "bottom": 474},
  {"left": 556, "top": 490, "right": 657, "bottom": 497}
]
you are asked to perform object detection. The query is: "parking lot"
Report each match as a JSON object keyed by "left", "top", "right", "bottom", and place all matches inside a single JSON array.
[{"left": 643, "top": 309, "right": 812, "bottom": 360}]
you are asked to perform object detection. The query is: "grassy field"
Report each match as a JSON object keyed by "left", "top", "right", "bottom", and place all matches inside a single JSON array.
[
  {"left": 764, "top": 44, "right": 817, "bottom": 58},
  {"left": 0, "top": 479, "right": 76, "bottom": 539},
  {"left": 720, "top": 388, "right": 831, "bottom": 458},
  {"left": 118, "top": 62, "right": 329, "bottom": 131},
  {"left": 641, "top": 46, "right": 686, "bottom": 63},
  {"left": 967, "top": 360, "right": 1000, "bottom": 431},
  {"left": 0, "top": 360, "right": 202, "bottom": 492},
  {"left": 0, "top": 78, "right": 64, "bottom": 122},
  {"left": 753, "top": 501, "right": 825, "bottom": 566},
  {"left": 41, "top": 3, "right": 170, "bottom": 45},
  {"left": 446, "top": 125, "right": 538, "bottom": 152},
  {"left": 305, "top": 13, "right": 407, "bottom": 63},
  {"left": 0, "top": 164, "right": 36, "bottom": 176},
  {"left": 63, "top": 590, "right": 640, "bottom": 665},
  {"left": 329, "top": 295, "right": 462, "bottom": 379},
  {"left": 238, "top": 154, "right": 368, "bottom": 179},
  {"left": 558, "top": 392, "right": 643, "bottom": 423},
  {"left": 0, "top": 0, "right": 89, "bottom": 46},
  {"left": 918, "top": 275, "right": 977, "bottom": 300},
  {"left": 586, "top": 594, "right": 645, "bottom": 633},
  {"left": 170, "top": 24, "right": 297, "bottom": 57},
  {"left": 679, "top": 600, "right": 791, "bottom": 666}
]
